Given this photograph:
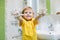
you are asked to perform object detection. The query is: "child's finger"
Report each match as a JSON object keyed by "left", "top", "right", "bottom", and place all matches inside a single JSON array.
[{"left": 20, "top": 14, "right": 24, "bottom": 16}]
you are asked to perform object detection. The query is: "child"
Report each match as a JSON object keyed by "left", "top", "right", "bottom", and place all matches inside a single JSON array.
[{"left": 13, "top": 6, "right": 45, "bottom": 40}]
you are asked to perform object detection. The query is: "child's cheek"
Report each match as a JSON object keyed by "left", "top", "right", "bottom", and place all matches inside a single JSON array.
[
  {"left": 23, "top": 14, "right": 26, "bottom": 17},
  {"left": 24, "top": 14, "right": 27, "bottom": 16}
]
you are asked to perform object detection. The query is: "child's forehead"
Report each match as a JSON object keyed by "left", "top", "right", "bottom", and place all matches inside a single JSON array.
[
  {"left": 25, "top": 8, "right": 32, "bottom": 10},
  {"left": 24, "top": 8, "right": 33, "bottom": 11}
]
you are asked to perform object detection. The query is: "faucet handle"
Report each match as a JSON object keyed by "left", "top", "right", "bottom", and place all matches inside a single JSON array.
[{"left": 48, "top": 24, "right": 54, "bottom": 31}]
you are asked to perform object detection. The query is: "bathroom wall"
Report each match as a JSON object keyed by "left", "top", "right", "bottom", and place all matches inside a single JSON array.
[
  {"left": 5, "top": 0, "right": 24, "bottom": 40},
  {"left": 50, "top": 0, "right": 60, "bottom": 14}
]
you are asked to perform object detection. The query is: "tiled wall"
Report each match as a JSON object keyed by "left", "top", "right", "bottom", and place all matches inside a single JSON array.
[{"left": 5, "top": 0, "right": 24, "bottom": 40}]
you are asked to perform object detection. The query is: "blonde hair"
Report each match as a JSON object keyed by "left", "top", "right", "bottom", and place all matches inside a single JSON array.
[{"left": 22, "top": 6, "right": 34, "bottom": 14}]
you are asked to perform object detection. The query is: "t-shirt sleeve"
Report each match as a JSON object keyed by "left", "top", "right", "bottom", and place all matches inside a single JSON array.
[
  {"left": 33, "top": 18, "right": 38, "bottom": 25},
  {"left": 19, "top": 18, "right": 25, "bottom": 26}
]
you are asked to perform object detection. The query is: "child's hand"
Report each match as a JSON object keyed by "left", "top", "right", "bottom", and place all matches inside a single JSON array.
[
  {"left": 12, "top": 10, "right": 19, "bottom": 16},
  {"left": 38, "top": 9, "right": 47, "bottom": 15},
  {"left": 12, "top": 9, "right": 24, "bottom": 16}
]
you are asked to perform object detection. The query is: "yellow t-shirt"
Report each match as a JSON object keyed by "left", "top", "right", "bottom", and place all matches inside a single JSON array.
[{"left": 19, "top": 18, "right": 38, "bottom": 40}]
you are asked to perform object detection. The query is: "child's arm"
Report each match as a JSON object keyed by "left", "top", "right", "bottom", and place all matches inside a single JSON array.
[
  {"left": 15, "top": 14, "right": 24, "bottom": 21},
  {"left": 35, "top": 9, "right": 47, "bottom": 20},
  {"left": 34, "top": 12, "right": 45, "bottom": 25},
  {"left": 35, "top": 10, "right": 45, "bottom": 21},
  {"left": 12, "top": 10, "right": 24, "bottom": 26}
]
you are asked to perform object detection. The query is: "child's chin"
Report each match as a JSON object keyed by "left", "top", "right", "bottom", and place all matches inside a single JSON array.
[
  {"left": 26, "top": 18, "right": 32, "bottom": 20},
  {"left": 27, "top": 17, "right": 31, "bottom": 19}
]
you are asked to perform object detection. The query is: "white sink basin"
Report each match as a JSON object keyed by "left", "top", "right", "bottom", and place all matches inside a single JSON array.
[
  {"left": 37, "top": 30, "right": 60, "bottom": 40},
  {"left": 37, "top": 30, "right": 53, "bottom": 40},
  {"left": 36, "top": 15, "right": 60, "bottom": 40}
]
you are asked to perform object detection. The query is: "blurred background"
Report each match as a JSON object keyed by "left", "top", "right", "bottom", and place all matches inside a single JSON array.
[{"left": 5, "top": 0, "right": 60, "bottom": 40}]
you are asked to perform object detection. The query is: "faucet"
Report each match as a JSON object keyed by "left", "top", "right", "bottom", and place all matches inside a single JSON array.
[{"left": 48, "top": 23, "right": 54, "bottom": 31}]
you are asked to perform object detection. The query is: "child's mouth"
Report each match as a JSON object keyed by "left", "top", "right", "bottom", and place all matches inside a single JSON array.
[{"left": 26, "top": 16, "right": 31, "bottom": 17}]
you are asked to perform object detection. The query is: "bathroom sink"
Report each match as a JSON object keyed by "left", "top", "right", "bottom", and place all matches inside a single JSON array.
[
  {"left": 37, "top": 30, "right": 52, "bottom": 40},
  {"left": 37, "top": 30, "right": 60, "bottom": 40},
  {"left": 36, "top": 15, "right": 60, "bottom": 40}
]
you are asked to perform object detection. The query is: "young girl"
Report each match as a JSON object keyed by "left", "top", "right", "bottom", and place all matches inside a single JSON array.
[{"left": 13, "top": 6, "right": 45, "bottom": 40}]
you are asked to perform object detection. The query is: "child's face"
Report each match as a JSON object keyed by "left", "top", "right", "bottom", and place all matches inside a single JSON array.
[{"left": 23, "top": 9, "right": 33, "bottom": 20}]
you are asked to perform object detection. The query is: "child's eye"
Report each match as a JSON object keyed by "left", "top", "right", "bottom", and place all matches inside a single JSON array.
[
  {"left": 24, "top": 12, "right": 32, "bottom": 14},
  {"left": 25, "top": 12, "right": 27, "bottom": 14},
  {"left": 29, "top": 12, "right": 32, "bottom": 14}
]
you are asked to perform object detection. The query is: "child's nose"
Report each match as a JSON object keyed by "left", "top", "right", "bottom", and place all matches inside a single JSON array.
[{"left": 27, "top": 12, "right": 30, "bottom": 14}]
